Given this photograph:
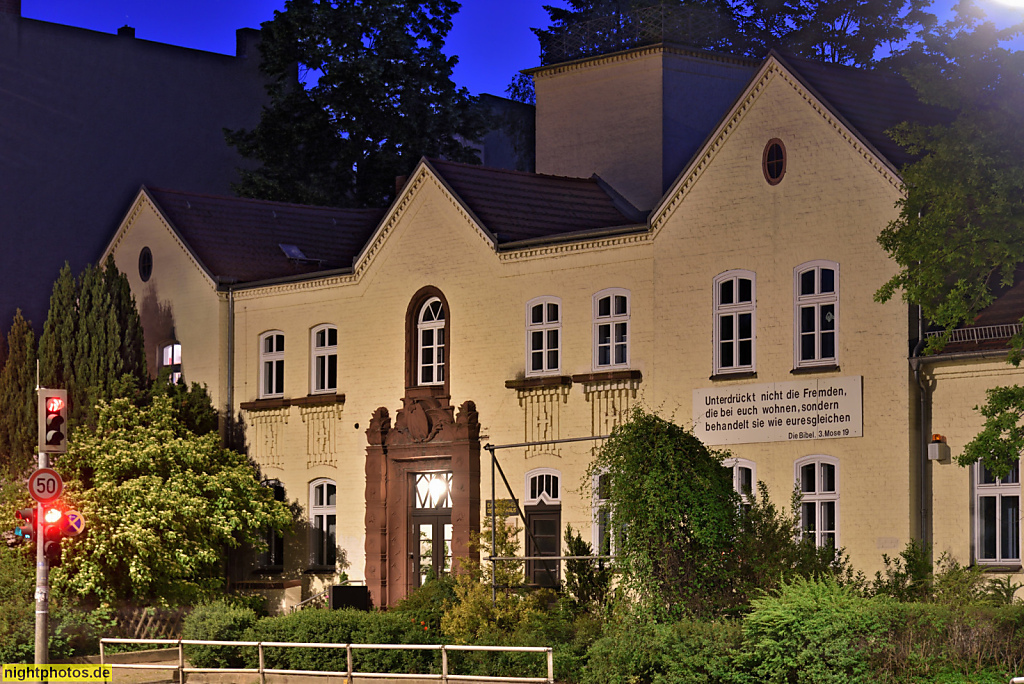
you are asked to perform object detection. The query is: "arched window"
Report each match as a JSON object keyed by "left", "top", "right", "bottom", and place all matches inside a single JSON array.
[
  {"left": 525, "top": 468, "right": 561, "bottom": 506},
  {"left": 525, "top": 468, "right": 561, "bottom": 587},
  {"left": 310, "top": 324, "right": 338, "bottom": 394},
  {"left": 713, "top": 270, "right": 755, "bottom": 374},
  {"left": 309, "top": 479, "right": 337, "bottom": 568},
  {"left": 259, "top": 331, "right": 285, "bottom": 398},
  {"left": 417, "top": 297, "right": 446, "bottom": 385},
  {"left": 723, "top": 457, "right": 756, "bottom": 508},
  {"left": 161, "top": 342, "right": 182, "bottom": 384},
  {"left": 593, "top": 288, "right": 630, "bottom": 370},
  {"left": 795, "top": 455, "right": 839, "bottom": 548},
  {"left": 794, "top": 261, "right": 839, "bottom": 368},
  {"left": 526, "top": 296, "right": 561, "bottom": 376}
]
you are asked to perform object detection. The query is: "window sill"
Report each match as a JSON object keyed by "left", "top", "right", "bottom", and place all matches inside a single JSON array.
[
  {"left": 975, "top": 564, "right": 1022, "bottom": 573},
  {"left": 304, "top": 567, "right": 340, "bottom": 575},
  {"left": 234, "top": 579, "right": 302, "bottom": 589},
  {"left": 710, "top": 371, "right": 757, "bottom": 381},
  {"left": 241, "top": 393, "right": 345, "bottom": 411},
  {"left": 791, "top": 364, "right": 840, "bottom": 375},
  {"left": 571, "top": 369, "right": 642, "bottom": 384},
  {"left": 505, "top": 376, "right": 573, "bottom": 391}
]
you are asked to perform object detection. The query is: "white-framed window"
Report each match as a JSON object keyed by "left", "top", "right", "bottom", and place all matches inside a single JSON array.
[
  {"left": 261, "top": 481, "right": 285, "bottom": 569},
  {"left": 592, "top": 471, "right": 614, "bottom": 555},
  {"left": 794, "top": 261, "right": 838, "bottom": 368},
  {"left": 310, "top": 324, "right": 338, "bottom": 394},
  {"left": 161, "top": 342, "right": 182, "bottom": 384},
  {"left": 417, "top": 297, "right": 445, "bottom": 385},
  {"left": 414, "top": 471, "right": 453, "bottom": 509},
  {"left": 526, "top": 296, "right": 561, "bottom": 376},
  {"left": 309, "top": 479, "right": 337, "bottom": 568},
  {"left": 260, "top": 331, "right": 285, "bottom": 398},
  {"left": 525, "top": 468, "right": 561, "bottom": 506},
  {"left": 593, "top": 288, "right": 629, "bottom": 369},
  {"left": 723, "top": 457, "right": 756, "bottom": 507},
  {"left": 713, "top": 270, "right": 755, "bottom": 374},
  {"left": 975, "top": 459, "right": 1020, "bottom": 564},
  {"left": 795, "top": 455, "right": 839, "bottom": 547}
]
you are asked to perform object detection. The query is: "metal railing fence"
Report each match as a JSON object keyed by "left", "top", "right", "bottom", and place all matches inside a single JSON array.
[{"left": 99, "top": 637, "right": 553, "bottom": 684}]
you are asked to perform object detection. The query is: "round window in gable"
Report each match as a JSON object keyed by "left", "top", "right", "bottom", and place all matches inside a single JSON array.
[
  {"left": 139, "top": 247, "right": 153, "bottom": 282},
  {"left": 763, "top": 139, "right": 786, "bottom": 185}
]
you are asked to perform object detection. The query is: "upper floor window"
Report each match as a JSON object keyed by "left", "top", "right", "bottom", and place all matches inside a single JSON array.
[
  {"left": 310, "top": 479, "right": 337, "bottom": 568},
  {"left": 796, "top": 455, "right": 839, "bottom": 548},
  {"left": 418, "top": 297, "right": 445, "bottom": 385},
  {"left": 713, "top": 271, "right": 755, "bottom": 374},
  {"left": 975, "top": 459, "right": 1020, "bottom": 564},
  {"left": 592, "top": 471, "right": 614, "bottom": 555},
  {"left": 526, "top": 297, "right": 561, "bottom": 376},
  {"left": 161, "top": 342, "right": 182, "bottom": 385},
  {"left": 593, "top": 288, "right": 629, "bottom": 369},
  {"left": 310, "top": 324, "right": 337, "bottom": 394},
  {"left": 794, "top": 261, "right": 838, "bottom": 368},
  {"left": 260, "top": 331, "right": 285, "bottom": 398}
]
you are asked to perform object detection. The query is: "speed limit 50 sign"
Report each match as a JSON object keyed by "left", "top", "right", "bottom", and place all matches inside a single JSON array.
[{"left": 28, "top": 468, "right": 63, "bottom": 504}]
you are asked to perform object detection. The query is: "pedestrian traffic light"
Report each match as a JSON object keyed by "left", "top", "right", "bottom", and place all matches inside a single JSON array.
[
  {"left": 38, "top": 389, "right": 68, "bottom": 453},
  {"left": 43, "top": 506, "right": 63, "bottom": 567},
  {"left": 14, "top": 506, "right": 36, "bottom": 542}
]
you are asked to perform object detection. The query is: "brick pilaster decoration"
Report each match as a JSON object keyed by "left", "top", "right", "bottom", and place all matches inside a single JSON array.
[{"left": 364, "top": 407, "right": 390, "bottom": 610}]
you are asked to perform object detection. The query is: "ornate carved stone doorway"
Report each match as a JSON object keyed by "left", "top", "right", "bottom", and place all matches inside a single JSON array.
[{"left": 364, "top": 391, "right": 480, "bottom": 607}]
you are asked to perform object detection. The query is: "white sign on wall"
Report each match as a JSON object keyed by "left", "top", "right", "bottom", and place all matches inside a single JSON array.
[{"left": 693, "top": 376, "right": 863, "bottom": 446}]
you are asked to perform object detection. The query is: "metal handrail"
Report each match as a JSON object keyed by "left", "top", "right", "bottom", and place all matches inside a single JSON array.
[
  {"left": 924, "top": 323, "right": 1022, "bottom": 343},
  {"left": 100, "top": 637, "right": 554, "bottom": 684},
  {"left": 290, "top": 587, "right": 330, "bottom": 613}
]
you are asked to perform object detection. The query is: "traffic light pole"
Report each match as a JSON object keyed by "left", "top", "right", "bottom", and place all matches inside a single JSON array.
[{"left": 35, "top": 451, "right": 48, "bottom": 667}]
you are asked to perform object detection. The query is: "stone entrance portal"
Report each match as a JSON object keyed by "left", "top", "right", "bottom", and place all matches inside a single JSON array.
[{"left": 364, "top": 390, "right": 480, "bottom": 607}]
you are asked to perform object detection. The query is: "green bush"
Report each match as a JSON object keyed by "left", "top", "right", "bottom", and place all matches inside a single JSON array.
[
  {"left": 181, "top": 600, "right": 257, "bottom": 668},
  {"left": 741, "top": 576, "right": 886, "bottom": 684}
]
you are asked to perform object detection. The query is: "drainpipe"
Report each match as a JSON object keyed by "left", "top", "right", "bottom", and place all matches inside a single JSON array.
[
  {"left": 910, "top": 304, "right": 928, "bottom": 547},
  {"left": 218, "top": 278, "right": 238, "bottom": 444}
]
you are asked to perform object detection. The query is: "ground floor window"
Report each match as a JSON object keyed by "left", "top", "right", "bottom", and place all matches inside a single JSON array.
[
  {"left": 526, "top": 505, "right": 561, "bottom": 587},
  {"left": 262, "top": 481, "right": 285, "bottom": 570},
  {"left": 412, "top": 471, "right": 453, "bottom": 587},
  {"left": 795, "top": 455, "right": 838, "bottom": 548},
  {"left": 310, "top": 479, "right": 337, "bottom": 568},
  {"left": 976, "top": 459, "right": 1020, "bottom": 564}
]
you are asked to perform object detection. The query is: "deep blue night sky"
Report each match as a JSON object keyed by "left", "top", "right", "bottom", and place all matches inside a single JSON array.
[{"left": 22, "top": 0, "right": 1024, "bottom": 98}]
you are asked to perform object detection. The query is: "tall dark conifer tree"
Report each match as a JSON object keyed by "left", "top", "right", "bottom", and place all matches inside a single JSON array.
[
  {"left": 227, "top": 0, "right": 486, "bottom": 209},
  {"left": 0, "top": 311, "right": 37, "bottom": 476}
]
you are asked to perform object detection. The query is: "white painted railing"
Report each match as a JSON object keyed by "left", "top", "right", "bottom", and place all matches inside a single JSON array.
[{"left": 99, "top": 637, "right": 554, "bottom": 684}]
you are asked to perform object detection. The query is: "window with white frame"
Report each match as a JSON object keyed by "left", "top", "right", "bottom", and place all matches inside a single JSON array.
[
  {"left": 723, "top": 457, "right": 756, "bottom": 508},
  {"left": 310, "top": 324, "right": 338, "bottom": 394},
  {"left": 310, "top": 479, "right": 337, "bottom": 568},
  {"left": 593, "top": 471, "right": 613, "bottom": 555},
  {"left": 261, "top": 481, "right": 285, "bottom": 569},
  {"left": 796, "top": 455, "right": 839, "bottom": 547},
  {"left": 417, "top": 297, "right": 445, "bottom": 385},
  {"left": 593, "top": 288, "right": 629, "bottom": 369},
  {"left": 526, "top": 297, "right": 561, "bottom": 376},
  {"left": 526, "top": 468, "right": 561, "bottom": 506},
  {"left": 713, "top": 271, "right": 755, "bottom": 374},
  {"left": 260, "top": 331, "right": 285, "bottom": 398},
  {"left": 794, "top": 261, "right": 838, "bottom": 368},
  {"left": 161, "top": 342, "right": 182, "bottom": 384},
  {"left": 975, "top": 459, "right": 1020, "bottom": 564}
]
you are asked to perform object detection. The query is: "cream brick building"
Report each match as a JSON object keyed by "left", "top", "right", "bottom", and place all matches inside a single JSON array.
[{"left": 102, "top": 45, "right": 1022, "bottom": 610}]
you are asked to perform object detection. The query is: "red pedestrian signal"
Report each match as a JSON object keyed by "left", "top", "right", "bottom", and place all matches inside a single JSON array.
[
  {"left": 43, "top": 507, "right": 63, "bottom": 567},
  {"left": 38, "top": 389, "right": 68, "bottom": 453}
]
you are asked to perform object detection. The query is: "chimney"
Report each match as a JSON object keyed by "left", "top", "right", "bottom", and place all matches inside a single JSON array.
[
  {"left": 0, "top": 0, "right": 21, "bottom": 16},
  {"left": 117, "top": 25, "right": 135, "bottom": 38},
  {"left": 236, "top": 27, "right": 261, "bottom": 58}
]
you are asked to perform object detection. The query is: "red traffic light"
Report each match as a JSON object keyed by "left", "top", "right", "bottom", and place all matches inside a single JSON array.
[
  {"left": 38, "top": 389, "right": 68, "bottom": 453},
  {"left": 46, "top": 397, "right": 64, "bottom": 413}
]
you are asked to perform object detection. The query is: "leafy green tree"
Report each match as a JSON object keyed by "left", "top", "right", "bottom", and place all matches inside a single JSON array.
[
  {"left": 226, "top": 0, "right": 485, "bottom": 209},
  {"left": 54, "top": 396, "right": 293, "bottom": 607},
  {"left": 876, "top": 3, "right": 1024, "bottom": 356},
  {"left": 588, "top": 407, "right": 740, "bottom": 619},
  {"left": 38, "top": 258, "right": 147, "bottom": 430},
  {"left": 958, "top": 385, "right": 1024, "bottom": 480},
  {"left": 0, "top": 311, "right": 38, "bottom": 476}
]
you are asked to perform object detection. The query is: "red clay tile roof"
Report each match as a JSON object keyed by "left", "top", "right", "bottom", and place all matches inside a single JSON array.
[
  {"left": 427, "top": 159, "right": 641, "bottom": 243},
  {"left": 147, "top": 188, "right": 386, "bottom": 284}
]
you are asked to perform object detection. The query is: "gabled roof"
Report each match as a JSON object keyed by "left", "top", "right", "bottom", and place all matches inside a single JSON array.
[
  {"left": 146, "top": 188, "right": 386, "bottom": 284},
  {"left": 774, "top": 52, "right": 951, "bottom": 169},
  {"left": 426, "top": 159, "right": 642, "bottom": 244},
  {"left": 929, "top": 269, "right": 1024, "bottom": 356}
]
